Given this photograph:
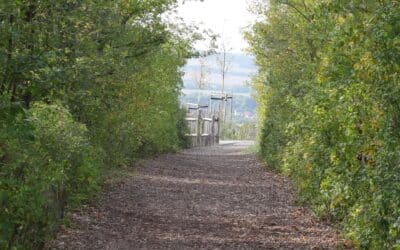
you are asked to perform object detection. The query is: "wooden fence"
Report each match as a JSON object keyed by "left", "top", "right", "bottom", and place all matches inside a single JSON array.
[{"left": 185, "top": 108, "right": 220, "bottom": 147}]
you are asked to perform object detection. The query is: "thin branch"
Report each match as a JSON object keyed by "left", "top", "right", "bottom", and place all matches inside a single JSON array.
[{"left": 280, "top": 0, "right": 312, "bottom": 22}]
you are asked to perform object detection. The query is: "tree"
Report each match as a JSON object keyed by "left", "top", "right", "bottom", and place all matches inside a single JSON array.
[
  {"left": 0, "top": 1, "right": 198, "bottom": 248},
  {"left": 216, "top": 37, "right": 233, "bottom": 122},
  {"left": 191, "top": 56, "right": 210, "bottom": 103},
  {"left": 216, "top": 38, "right": 233, "bottom": 94}
]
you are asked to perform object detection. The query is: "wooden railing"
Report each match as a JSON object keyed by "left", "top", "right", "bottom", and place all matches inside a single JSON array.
[{"left": 185, "top": 107, "right": 220, "bottom": 147}]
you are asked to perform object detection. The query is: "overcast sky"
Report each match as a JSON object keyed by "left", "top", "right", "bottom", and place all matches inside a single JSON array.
[{"left": 177, "top": 0, "right": 255, "bottom": 53}]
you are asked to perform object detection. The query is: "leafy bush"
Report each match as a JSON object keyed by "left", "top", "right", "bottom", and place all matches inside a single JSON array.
[
  {"left": 247, "top": 0, "right": 400, "bottom": 248},
  {"left": 0, "top": 1, "right": 196, "bottom": 248},
  {"left": 221, "top": 122, "right": 257, "bottom": 141},
  {"left": 0, "top": 103, "right": 100, "bottom": 249},
  {"left": 176, "top": 107, "right": 192, "bottom": 149}
]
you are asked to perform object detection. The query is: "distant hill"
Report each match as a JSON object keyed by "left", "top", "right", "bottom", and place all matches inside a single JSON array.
[
  {"left": 181, "top": 53, "right": 258, "bottom": 123},
  {"left": 182, "top": 53, "right": 257, "bottom": 94}
]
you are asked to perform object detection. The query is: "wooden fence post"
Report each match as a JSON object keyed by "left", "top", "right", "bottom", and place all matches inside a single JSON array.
[
  {"left": 211, "top": 115, "right": 215, "bottom": 145},
  {"left": 216, "top": 116, "right": 220, "bottom": 144},
  {"left": 197, "top": 109, "right": 202, "bottom": 146}
]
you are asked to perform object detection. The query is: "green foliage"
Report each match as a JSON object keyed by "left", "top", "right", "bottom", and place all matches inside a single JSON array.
[
  {"left": 0, "top": 103, "right": 100, "bottom": 249},
  {"left": 176, "top": 107, "right": 192, "bottom": 149},
  {"left": 247, "top": 0, "right": 400, "bottom": 248},
  {"left": 0, "top": 0, "right": 195, "bottom": 248},
  {"left": 221, "top": 122, "right": 257, "bottom": 141}
]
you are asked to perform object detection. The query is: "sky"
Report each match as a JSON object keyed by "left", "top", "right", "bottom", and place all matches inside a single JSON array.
[{"left": 177, "top": 0, "right": 255, "bottom": 53}]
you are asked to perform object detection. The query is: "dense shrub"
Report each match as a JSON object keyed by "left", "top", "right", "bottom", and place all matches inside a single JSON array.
[
  {"left": 246, "top": 0, "right": 400, "bottom": 248},
  {"left": 0, "top": 103, "right": 100, "bottom": 249},
  {"left": 0, "top": 1, "right": 196, "bottom": 248},
  {"left": 221, "top": 122, "right": 257, "bottom": 141}
]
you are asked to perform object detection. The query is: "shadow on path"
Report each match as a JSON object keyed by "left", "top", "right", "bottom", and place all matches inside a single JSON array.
[{"left": 52, "top": 141, "right": 345, "bottom": 249}]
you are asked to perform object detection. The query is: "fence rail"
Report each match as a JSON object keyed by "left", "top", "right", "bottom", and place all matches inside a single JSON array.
[{"left": 185, "top": 108, "right": 220, "bottom": 147}]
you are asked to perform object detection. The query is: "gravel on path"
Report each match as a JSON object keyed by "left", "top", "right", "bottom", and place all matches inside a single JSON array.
[{"left": 51, "top": 141, "right": 346, "bottom": 250}]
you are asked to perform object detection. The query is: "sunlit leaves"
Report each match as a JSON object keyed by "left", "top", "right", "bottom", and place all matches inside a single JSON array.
[
  {"left": 0, "top": 0, "right": 194, "bottom": 248},
  {"left": 247, "top": 0, "right": 400, "bottom": 248}
]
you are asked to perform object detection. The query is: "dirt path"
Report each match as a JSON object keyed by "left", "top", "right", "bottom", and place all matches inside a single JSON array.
[{"left": 52, "top": 141, "right": 344, "bottom": 249}]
